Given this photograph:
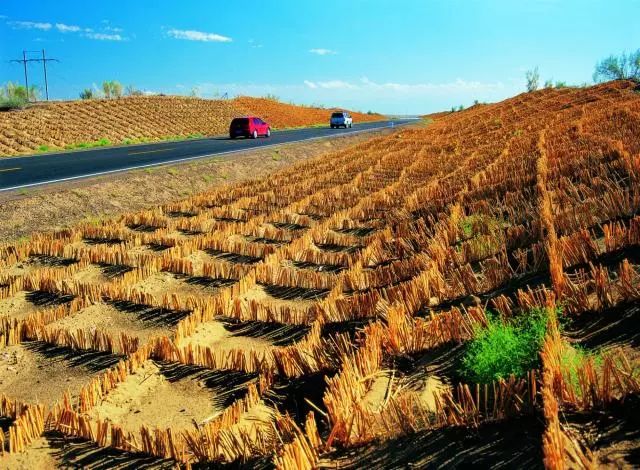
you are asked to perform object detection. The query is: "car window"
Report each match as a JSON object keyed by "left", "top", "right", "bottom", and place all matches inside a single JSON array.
[
  {"left": 231, "top": 118, "right": 248, "bottom": 126},
  {"left": 331, "top": 112, "right": 344, "bottom": 118}
]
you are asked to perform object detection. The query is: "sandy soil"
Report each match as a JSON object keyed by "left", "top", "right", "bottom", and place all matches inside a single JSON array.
[
  {"left": 0, "top": 292, "right": 39, "bottom": 321},
  {"left": 0, "top": 291, "right": 72, "bottom": 322},
  {"left": 178, "top": 320, "right": 274, "bottom": 353},
  {"left": 241, "top": 284, "right": 319, "bottom": 310},
  {"left": 0, "top": 129, "right": 395, "bottom": 243},
  {"left": 132, "top": 271, "right": 231, "bottom": 300},
  {"left": 361, "top": 372, "right": 394, "bottom": 411},
  {"left": 47, "top": 302, "right": 173, "bottom": 345},
  {"left": 418, "top": 375, "right": 449, "bottom": 412},
  {"left": 89, "top": 360, "right": 220, "bottom": 433},
  {"left": 67, "top": 264, "right": 111, "bottom": 285},
  {"left": 0, "top": 436, "right": 59, "bottom": 470},
  {"left": 0, "top": 343, "right": 114, "bottom": 407}
]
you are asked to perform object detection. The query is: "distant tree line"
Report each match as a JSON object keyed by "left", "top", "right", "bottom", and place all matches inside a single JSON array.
[
  {"left": 79, "top": 81, "right": 145, "bottom": 100},
  {"left": 523, "top": 48, "right": 640, "bottom": 93}
]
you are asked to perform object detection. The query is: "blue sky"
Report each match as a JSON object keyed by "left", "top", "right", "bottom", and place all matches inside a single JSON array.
[{"left": 0, "top": 0, "right": 639, "bottom": 114}]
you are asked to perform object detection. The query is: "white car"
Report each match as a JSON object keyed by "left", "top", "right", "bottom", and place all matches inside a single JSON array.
[{"left": 330, "top": 111, "right": 353, "bottom": 129}]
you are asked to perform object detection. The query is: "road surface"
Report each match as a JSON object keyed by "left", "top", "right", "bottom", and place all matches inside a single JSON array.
[{"left": 0, "top": 120, "right": 414, "bottom": 191}]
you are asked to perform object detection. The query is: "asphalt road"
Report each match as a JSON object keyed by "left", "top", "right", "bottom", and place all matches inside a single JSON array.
[{"left": 0, "top": 120, "right": 414, "bottom": 191}]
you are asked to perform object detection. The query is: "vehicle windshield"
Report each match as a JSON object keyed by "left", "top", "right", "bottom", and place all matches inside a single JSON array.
[{"left": 331, "top": 112, "right": 344, "bottom": 118}]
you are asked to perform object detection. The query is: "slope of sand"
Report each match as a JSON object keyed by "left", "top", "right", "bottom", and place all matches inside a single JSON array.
[{"left": 89, "top": 360, "right": 221, "bottom": 433}]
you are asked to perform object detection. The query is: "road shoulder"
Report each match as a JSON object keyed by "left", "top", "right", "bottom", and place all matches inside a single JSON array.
[{"left": 0, "top": 127, "right": 396, "bottom": 242}]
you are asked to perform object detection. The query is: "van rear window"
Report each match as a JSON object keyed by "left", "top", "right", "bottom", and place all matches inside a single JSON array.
[{"left": 331, "top": 112, "right": 344, "bottom": 118}]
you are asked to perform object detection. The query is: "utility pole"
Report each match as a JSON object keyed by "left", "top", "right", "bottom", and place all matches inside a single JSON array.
[
  {"left": 21, "top": 51, "right": 28, "bottom": 94},
  {"left": 9, "top": 50, "right": 59, "bottom": 101},
  {"left": 41, "top": 50, "right": 50, "bottom": 101}
]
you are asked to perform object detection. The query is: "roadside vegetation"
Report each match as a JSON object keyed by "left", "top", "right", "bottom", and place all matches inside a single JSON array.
[{"left": 0, "top": 82, "right": 39, "bottom": 110}]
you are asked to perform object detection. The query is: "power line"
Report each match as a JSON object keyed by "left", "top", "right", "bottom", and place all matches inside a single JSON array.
[{"left": 9, "top": 49, "right": 60, "bottom": 101}]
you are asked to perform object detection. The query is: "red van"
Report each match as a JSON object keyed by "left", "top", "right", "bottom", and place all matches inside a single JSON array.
[{"left": 229, "top": 117, "right": 271, "bottom": 139}]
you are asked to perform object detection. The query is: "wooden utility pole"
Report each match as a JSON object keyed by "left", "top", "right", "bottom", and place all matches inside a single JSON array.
[{"left": 10, "top": 50, "right": 59, "bottom": 101}]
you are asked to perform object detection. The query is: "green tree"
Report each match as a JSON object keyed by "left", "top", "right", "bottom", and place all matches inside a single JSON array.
[
  {"left": 593, "top": 49, "right": 640, "bottom": 82},
  {"left": 525, "top": 67, "right": 540, "bottom": 92},
  {"left": 102, "top": 81, "right": 112, "bottom": 99},
  {"left": 111, "top": 81, "right": 123, "bottom": 98},
  {"left": 79, "top": 88, "right": 94, "bottom": 99},
  {"left": 125, "top": 85, "right": 143, "bottom": 96}
]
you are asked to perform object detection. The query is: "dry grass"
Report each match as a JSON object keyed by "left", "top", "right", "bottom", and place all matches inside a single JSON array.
[{"left": 0, "top": 81, "right": 639, "bottom": 467}]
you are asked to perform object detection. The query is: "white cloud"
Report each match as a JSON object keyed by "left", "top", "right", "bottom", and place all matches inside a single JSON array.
[
  {"left": 55, "top": 23, "right": 81, "bottom": 33},
  {"left": 304, "top": 80, "right": 357, "bottom": 90},
  {"left": 10, "top": 20, "right": 52, "bottom": 31},
  {"left": 309, "top": 48, "right": 336, "bottom": 56},
  {"left": 167, "top": 29, "right": 231, "bottom": 42},
  {"left": 356, "top": 76, "right": 505, "bottom": 93},
  {"left": 84, "top": 32, "right": 124, "bottom": 41},
  {"left": 10, "top": 19, "right": 126, "bottom": 40}
]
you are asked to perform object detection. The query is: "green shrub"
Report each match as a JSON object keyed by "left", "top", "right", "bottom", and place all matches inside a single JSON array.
[
  {"left": 593, "top": 49, "right": 640, "bottom": 83},
  {"left": 38, "top": 145, "right": 50, "bottom": 152},
  {"left": 0, "top": 82, "right": 39, "bottom": 110},
  {"left": 460, "top": 309, "right": 549, "bottom": 383},
  {"left": 79, "top": 88, "right": 95, "bottom": 100}
]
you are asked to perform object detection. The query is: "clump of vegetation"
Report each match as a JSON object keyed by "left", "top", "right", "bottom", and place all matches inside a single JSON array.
[
  {"left": 544, "top": 79, "right": 568, "bottom": 89},
  {"left": 79, "top": 88, "right": 95, "bottom": 100},
  {"left": 64, "top": 138, "right": 111, "bottom": 150},
  {"left": 125, "top": 85, "right": 144, "bottom": 96},
  {"left": 525, "top": 67, "right": 540, "bottom": 92},
  {"left": 0, "top": 82, "right": 39, "bottom": 110},
  {"left": 593, "top": 49, "right": 640, "bottom": 83},
  {"left": 102, "top": 80, "right": 123, "bottom": 99},
  {"left": 38, "top": 145, "right": 51, "bottom": 152},
  {"left": 459, "top": 214, "right": 506, "bottom": 239},
  {"left": 461, "top": 308, "right": 550, "bottom": 384}
]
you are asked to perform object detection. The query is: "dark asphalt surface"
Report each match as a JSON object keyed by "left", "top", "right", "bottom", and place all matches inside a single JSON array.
[{"left": 0, "top": 120, "right": 414, "bottom": 191}]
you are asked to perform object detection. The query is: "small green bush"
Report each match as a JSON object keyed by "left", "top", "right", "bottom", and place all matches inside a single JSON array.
[
  {"left": 38, "top": 145, "right": 50, "bottom": 152},
  {"left": 460, "top": 309, "right": 549, "bottom": 384},
  {"left": 79, "top": 88, "right": 95, "bottom": 100}
]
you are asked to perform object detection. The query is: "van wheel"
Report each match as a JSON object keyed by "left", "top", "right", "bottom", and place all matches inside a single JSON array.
[
  {"left": 266, "top": 129, "right": 271, "bottom": 137},
  {"left": 230, "top": 134, "right": 235, "bottom": 139},
  {"left": 252, "top": 130, "right": 258, "bottom": 139}
]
